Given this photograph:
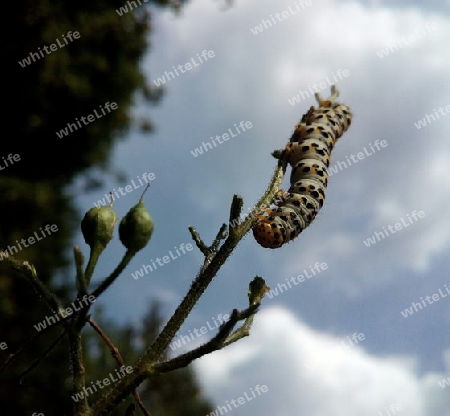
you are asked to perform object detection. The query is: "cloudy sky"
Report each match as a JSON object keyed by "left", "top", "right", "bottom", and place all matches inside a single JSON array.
[{"left": 71, "top": 0, "right": 450, "bottom": 414}]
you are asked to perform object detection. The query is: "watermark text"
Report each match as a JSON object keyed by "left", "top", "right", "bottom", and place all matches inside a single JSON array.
[
  {"left": 152, "top": 50, "right": 215, "bottom": 86},
  {"left": 363, "top": 211, "right": 425, "bottom": 247},
  {"left": 288, "top": 69, "right": 350, "bottom": 106},
  {"left": 401, "top": 284, "right": 450, "bottom": 318},
  {"left": 169, "top": 313, "right": 230, "bottom": 351},
  {"left": 93, "top": 172, "right": 155, "bottom": 207},
  {"left": 207, "top": 384, "right": 269, "bottom": 415},
  {"left": 190, "top": 121, "right": 253, "bottom": 157},
  {"left": 0, "top": 153, "right": 21, "bottom": 171},
  {"left": 250, "top": 0, "right": 312, "bottom": 35},
  {"left": 0, "top": 224, "right": 58, "bottom": 261},
  {"left": 266, "top": 262, "right": 328, "bottom": 299},
  {"left": 303, "top": 332, "right": 365, "bottom": 370},
  {"left": 376, "top": 22, "right": 438, "bottom": 58},
  {"left": 414, "top": 105, "right": 450, "bottom": 130},
  {"left": 328, "top": 140, "right": 387, "bottom": 177},
  {"left": 116, "top": 0, "right": 149, "bottom": 16},
  {"left": 34, "top": 295, "right": 96, "bottom": 331},
  {"left": 378, "top": 404, "right": 403, "bottom": 415},
  {"left": 131, "top": 243, "right": 193, "bottom": 279},
  {"left": 18, "top": 31, "right": 80, "bottom": 68},
  {"left": 72, "top": 365, "right": 133, "bottom": 402},
  {"left": 56, "top": 102, "right": 118, "bottom": 139}
]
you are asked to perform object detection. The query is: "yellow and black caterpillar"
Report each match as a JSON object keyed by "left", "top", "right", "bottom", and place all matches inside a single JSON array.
[{"left": 252, "top": 85, "right": 353, "bottom": 249}]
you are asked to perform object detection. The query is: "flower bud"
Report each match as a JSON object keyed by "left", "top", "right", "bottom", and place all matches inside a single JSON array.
[
  {"left": 119, "top": 188, "right": 154, "bottom": 252},
  {"left": 81, "top": 205, "right": 118, "bottom": 250},
  {"left": 248, "top": 276, "right": 270, "bottom": 306}
]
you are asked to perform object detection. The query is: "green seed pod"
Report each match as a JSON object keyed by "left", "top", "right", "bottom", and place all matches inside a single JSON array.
[
  {"left": 119, "top": 186, "right": 154, "bottom": 252},
  {"left": 81, "top": 205, "right": 118, "bottom": 250}
]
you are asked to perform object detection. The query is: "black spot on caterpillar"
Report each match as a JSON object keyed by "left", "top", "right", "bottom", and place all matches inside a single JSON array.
[{"left": 252, "top": 85, "right": 353, "bottom": 249}]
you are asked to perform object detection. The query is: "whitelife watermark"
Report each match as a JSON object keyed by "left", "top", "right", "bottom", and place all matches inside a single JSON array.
[
  {"left": 131, "top": 243, "right": 193, "bottom": 279},
  {"left": 0, "top": 224, "right": 58, "bottom": 261},
  {"left": 152, "top": 50, "right": 215, "bottom": 87},
  {"left": 93, "top": 172, "right": 156, "bottom": 208},
  {"left": 376, "top": 21, "right": 438, "bottom": 58},
  {"left": 229, "top": 192, "right": 288, "bottom": 229},
  {"left": 71, "top": 365, "right": 133, "bottom": 402},
  {"left": 169, "top": 313, "right": 230, "bottom": 351},
  {"left": 168, "top": 261, "right": 324, "bottom": 351},
  {"left": 288, "top": 69, "right": 350, "bottom": 106},
  {"left": 116, "top": 0, "right": 149, "bottom": 16},
  {"left": 18, "top": 31, "right": 80, "bottom": 68},
  {"left": 55, "top": 101, "right": 118, "bottom": 139},
  {"left": 34, "top": 295, "right": 96, "bottom": 332},
  {"left": 303, "top": 332, "right": 366, "bottom": 370},
  {"left": 265, "top": 262, "right": 328, "bottom": 299},
  {"left": 378, "top": 404, "right": 403, "bottom": 416},
  {"left": 400, "top": 283, "right": 450, "bottom": 318},
  {"left": 190, "top": 121, "right": 253, "bottom": 157},
  {"left": 328, "top": 140, "right": 388, "bottom": 177},
  {"left": 0, "top": 153, "right": 21, "bottom": 171},
  {"left": 250, "top": 0, "right": 312, "bottom": 35},
  {"left": 438, "top": 372, "right": 450, "bottom": 388},
  {"left": 414, "top": 104, "right": 450, "bottom": 130},
  {"left": 363, "top": 210, "right": 425, "bottom": 247},
  {"left": 207, "top": 384, "right": 269, "bottom": 416}
]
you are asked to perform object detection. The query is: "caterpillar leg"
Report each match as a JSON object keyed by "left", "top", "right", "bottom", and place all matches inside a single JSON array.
[
  {"left": 255, "top": 207, "right": 277, "bottom": 220},
  {"left": 255, "top": 191, "right": 287, "bottom": 219}
]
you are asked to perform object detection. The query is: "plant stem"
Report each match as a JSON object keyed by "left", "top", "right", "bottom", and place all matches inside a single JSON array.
[{"left": 92, "top": 163, "right": 285, "bottom": 414}]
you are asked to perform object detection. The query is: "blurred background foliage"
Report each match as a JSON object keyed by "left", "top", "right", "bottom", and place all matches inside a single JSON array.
[{"left": 1, "top": 0, "right": 215, "bottom": 414}]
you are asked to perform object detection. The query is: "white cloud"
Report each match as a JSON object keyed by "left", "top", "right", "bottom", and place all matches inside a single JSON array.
[
  {"left": 144, "top": 0, "right": 450, "bottom": 292},
  {"left": 94, "top": 0, "right": 450, "bottom": 381},
  {"left": 195, "top": 307, "right": 449, "bottom": 415}
]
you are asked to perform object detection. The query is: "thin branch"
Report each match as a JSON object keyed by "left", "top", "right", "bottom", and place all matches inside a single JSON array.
[
  {"left": 3, "top": 255, "right": 62, "bottom": 314},
  {"left": 188, "top": 223, "right": 227, "bottom": 262},
  {"left": 73, "top": 249, "right": 135, "bottom": 331},
  {"left": 91, "top": 164, "right": 285, "bottom": 414},
  {"left": 88, "top": 318, "right": 123, "bottom": 364},
  {"left": 68, "top": 247, "right": 135, "bottom": 415},
  {"left": 87, "top": 318, "right": 151, "bottom": 416},
  {"left": 153, "top": 276, "right": 269, "bottom": 373},
  {"left": 90, "top": 249, "right": 135, "bottom": 299},
  {"left": 19, "top": 329, "right": 67, "bottom": 383},
  {"left": 144, "top": 166, "right": 283, "bottom": 362},
  {"left": 0, "top": 257, "right": 93, "bottom": 376},
  {"left": 211, "top": 223, "right": 228, "bottom": 252},
  {"left": 229, "top": 194, "right": 244, "bottom": 225},
  {"left": 153, "top": 304, "right": 259, "bottom": 373},
  {"left": 221, "top": 309, "right": 257, "bottom": 347},
  {"left": 74, "top": 245, "right": 87, "bottom": 296},
  {"left": 188, "top": 226, "right": 209, "bottom": 256},
  {"left": 68, "top": 327, "right": 89, "bottom": 414},
  {"left": 0, "top": 310, "right": 73, "bottom": 374},
  {"left": 194, "top": 223, "right": 229, "bottom": 274}
]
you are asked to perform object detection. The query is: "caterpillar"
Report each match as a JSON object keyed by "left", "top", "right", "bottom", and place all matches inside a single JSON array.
[{"left": 252, "top": 85, "right": 352, "bottom": 249}]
